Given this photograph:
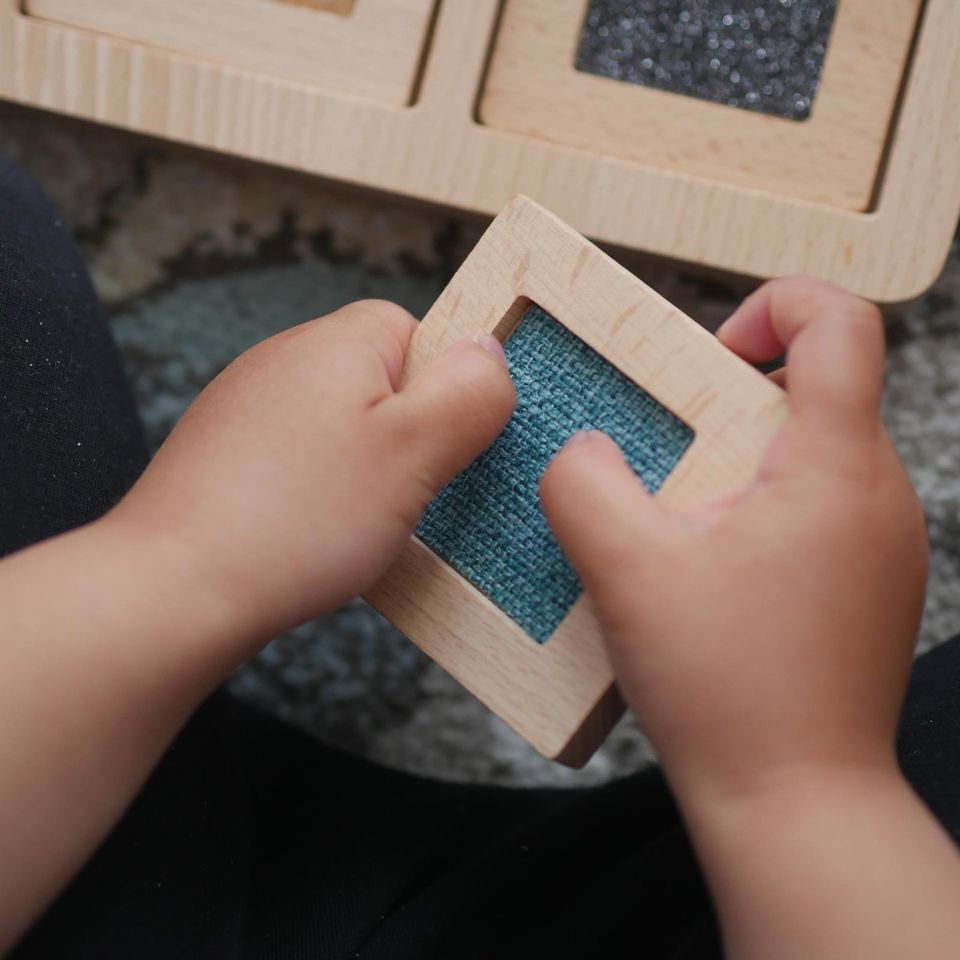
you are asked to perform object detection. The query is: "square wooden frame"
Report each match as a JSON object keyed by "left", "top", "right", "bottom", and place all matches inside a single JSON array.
[
  {"left": 25, "top": 0, "right": 437, "bottom": 105},
  {"left": 365, "top": 195, "right": 788, "bottom": 766},
  {"left": 479, "top": 0, "right": 921, "bottom": 211},
  {"left": 1, "top": 0, "right": 957, "bottom": 303}
]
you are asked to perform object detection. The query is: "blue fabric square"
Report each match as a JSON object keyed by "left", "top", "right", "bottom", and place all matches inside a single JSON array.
[{"left": 417, "top": 305, "right": 694, "bottom": 643}]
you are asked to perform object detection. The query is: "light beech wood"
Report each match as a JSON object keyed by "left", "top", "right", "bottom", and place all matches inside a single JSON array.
[
  {"left": 480, "top": 0, "right": 921, "bottom": 212},
  {"left": 365, "top": 196, "right": 789, "bottom": 765},
  {"left": 26, "top": 0, "right": 434, "bottom": 104},
  {"left": 2, "top": 0, "right": 957, "bottom": 302},
  {"left": 275, "top": 0, "right": 353, "bottom": 14}
]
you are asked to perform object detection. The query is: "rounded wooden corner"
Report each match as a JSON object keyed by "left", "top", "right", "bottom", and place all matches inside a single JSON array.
[
  {"left": 867, "top": 226, "right": 957, "bottom": 308},
  {"left": 548, "top": 683, "right": 625, "bottom": 769}
]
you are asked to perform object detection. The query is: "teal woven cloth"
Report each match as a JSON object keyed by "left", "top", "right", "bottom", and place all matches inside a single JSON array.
[{"left": 417, "top": 305, "right": 693, "bottom": 643}]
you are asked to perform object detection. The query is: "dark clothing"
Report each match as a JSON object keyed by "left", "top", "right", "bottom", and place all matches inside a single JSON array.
[
  {"left": 1, "top": 152, "right": 956, "bottom": 959},
  {"left": 0, "top": 152, "right": 146, "bottom": 557}
]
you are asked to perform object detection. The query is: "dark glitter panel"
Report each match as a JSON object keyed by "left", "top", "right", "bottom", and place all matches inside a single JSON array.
[{"left": 576, "top": 0, "right": 839, "bottom": 121}]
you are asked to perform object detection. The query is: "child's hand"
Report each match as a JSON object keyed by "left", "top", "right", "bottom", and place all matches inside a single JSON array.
[
  {"left": 540, "top": 279, "right": 960, "bottom": 960},
  {"left": 111, "top": 299, "right": 514, "bottom": 649},
  {"left": 0, "top": 299, "right": 513, "bottom": 949},
  {"left": 540, "top": 278, "right": 927, "bottom": 799}
]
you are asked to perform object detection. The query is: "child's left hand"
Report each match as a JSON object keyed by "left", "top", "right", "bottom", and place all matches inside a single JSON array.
[
  {"left": 110, "top": 298, "right": 515, "bottom": 649},
  {"left": 0, "top": 299, "right": 514, "bottom": 950}
]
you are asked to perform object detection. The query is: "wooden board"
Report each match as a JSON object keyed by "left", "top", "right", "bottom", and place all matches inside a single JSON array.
[
  {"left": 365, "top": 195, "right": 789, "bottom": 765},
  {"left": 1, "top": 0, "right": 958, "bottom": 303},
  {"left": 26, "top": 0, "right": 435, "bottom": 104},
  {"left": 278, "top": 0, "right": 353, "bottom": 13},
  {"left": 480, "top": 0, "right": 921, "bottom": 211}
]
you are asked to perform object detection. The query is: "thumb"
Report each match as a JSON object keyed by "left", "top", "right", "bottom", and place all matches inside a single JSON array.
[
  {"left": 382, "top": 334, "right": 516, "bottom": 495},
  {"left": 539, "top": 431, "right": 673, "bottom": 619}
]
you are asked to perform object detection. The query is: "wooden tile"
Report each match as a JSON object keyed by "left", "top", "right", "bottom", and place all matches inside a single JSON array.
[
  {"left": 366, "top": 195, "right": 789, "bottom": 765},
  {"left": 26, "top": 0, "right": 435, "bottom": 104}
]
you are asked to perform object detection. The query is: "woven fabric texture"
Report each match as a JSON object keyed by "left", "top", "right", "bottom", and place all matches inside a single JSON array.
[{"left": 417, "top": 304, "right": 694, "bottom": 643}]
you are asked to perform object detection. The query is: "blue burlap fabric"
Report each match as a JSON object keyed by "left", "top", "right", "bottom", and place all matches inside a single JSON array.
[{"left": 417, "top": 305, "right": 693, "bottom": 643}]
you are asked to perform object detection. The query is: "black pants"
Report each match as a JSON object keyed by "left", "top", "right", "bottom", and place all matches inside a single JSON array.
[{"left": 2, "top": 153, "right": 958, "bottom": 960}]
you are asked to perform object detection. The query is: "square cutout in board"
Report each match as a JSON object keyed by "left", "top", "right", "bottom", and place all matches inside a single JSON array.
[
  {"left": 575, "top": 0, "right": 839, "bottom": 122},
  {"left": 25, "top": 0, "right": 436, "bottom": 104},
  {"left": 480, "top": 0, "right": 922, "bottom": 210},
  {"left": 365, "top": 196, "right": 789, "bottom": 767}
]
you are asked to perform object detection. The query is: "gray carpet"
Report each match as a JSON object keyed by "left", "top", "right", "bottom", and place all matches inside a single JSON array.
[{"left": 2, "top": 102, "right": 958, "bottom": 786}]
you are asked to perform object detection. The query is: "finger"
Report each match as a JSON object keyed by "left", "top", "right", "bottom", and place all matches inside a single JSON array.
[
  {"left": 315, "top": 299, "right": 417, "bottom": 391},
  {"left": 539, "top": 431, "right": 673, "bottom": 611},
  {"left": 380, "top": 334, "right": 516, "bottom": 494},
  {"left": 715, "top": 277, "right": 885, "bottom": 434},
  {"left": 716, "top": 277, "right": 872, "bottom": 361}
]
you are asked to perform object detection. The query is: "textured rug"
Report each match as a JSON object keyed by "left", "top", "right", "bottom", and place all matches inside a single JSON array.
[{"left": 2, "top": 102, "right": 958, "bottom": 787}]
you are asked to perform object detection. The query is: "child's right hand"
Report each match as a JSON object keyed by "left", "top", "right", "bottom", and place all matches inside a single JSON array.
[
  {"left": 540, "top": 277, "right": 927, "bottom": 800},
  {"left": 540, "top": 278, "right": 960, "bottom": 960}
]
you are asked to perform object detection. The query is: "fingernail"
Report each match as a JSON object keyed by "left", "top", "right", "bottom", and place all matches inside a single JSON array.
[
  {"left": 448, "top": 334, "right": 507, "bottom": 366},
  {"left": 564, "top": 431, "right": 623, "bottom": 459},
  {"left": 566, "top": 430, "right": 601, "bottom": 447},
  {"left": 474, "top": 334, "right": 507, "bottom": 364}
]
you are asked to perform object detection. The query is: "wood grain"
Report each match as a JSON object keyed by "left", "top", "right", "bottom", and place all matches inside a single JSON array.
[
  {"left": 3, "top": 0, "right": 957, "bottom": 302},
  {"left": 274, "top": 0, "right": 353, "bottom": 14},
  {"left": 365, "top": 195, "right": 789, "bottom": 765},
  {"left": 480, "top": 0, "right": 921, "bottom": 211},
  {"left": 26, "top": 0, "right": 434, "bottom": 104}
]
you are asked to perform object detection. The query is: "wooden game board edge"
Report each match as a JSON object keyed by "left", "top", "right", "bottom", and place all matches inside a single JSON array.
[
  {"left": 367, "top": 194, "right": 788, "bottom": 764},
  {"left": 0, "top": 0, "right": 956, "bottom": 302}
]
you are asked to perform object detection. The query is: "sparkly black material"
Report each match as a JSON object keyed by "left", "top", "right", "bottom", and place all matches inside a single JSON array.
[
  {"left": 576, "top": 0, "right": 838, "bottom": 120},
  {"left": 3, "top": 152, "right": 960, "bottom": 959},
  {"left": 0, "top": 153, "right": 147, "bottom": 556}
]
